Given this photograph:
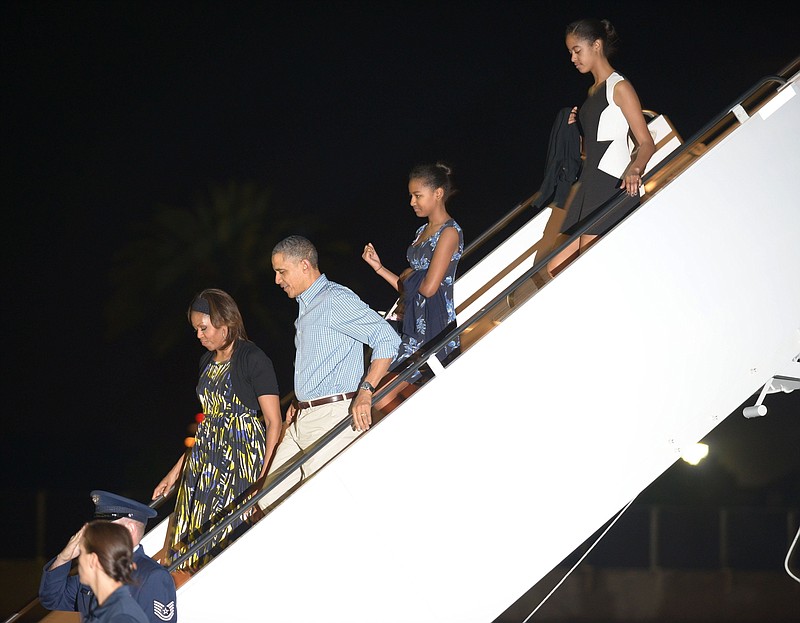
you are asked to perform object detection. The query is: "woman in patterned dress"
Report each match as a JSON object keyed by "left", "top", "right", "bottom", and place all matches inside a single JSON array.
[
  {"left": 362, "top": 162, "right": 464, "bottom": 365},
  {"left": 546, "top": 18, "right": 655, "bottom": 277},
  {"left": 152, "top": 288, "right": 282, "bottom": 567}
]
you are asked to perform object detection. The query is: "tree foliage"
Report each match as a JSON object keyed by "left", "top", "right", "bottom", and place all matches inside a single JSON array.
[{"left": 105, "top": 181, "right": 312, "bottom": 357}]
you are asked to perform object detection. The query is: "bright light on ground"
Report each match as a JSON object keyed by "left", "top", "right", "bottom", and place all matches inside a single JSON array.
[{"left": 681, "top": 443, "right": 709, "bottom": 465}]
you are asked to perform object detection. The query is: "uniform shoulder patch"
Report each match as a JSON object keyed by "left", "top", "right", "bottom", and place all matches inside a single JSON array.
[{"left": 154, "top": 600, "right": 176, "bottom": 621}]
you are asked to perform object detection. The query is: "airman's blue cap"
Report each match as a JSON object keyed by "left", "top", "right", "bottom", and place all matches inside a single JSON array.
[{"left": 90, "top": 490, "right": 157, "bottom": 525}]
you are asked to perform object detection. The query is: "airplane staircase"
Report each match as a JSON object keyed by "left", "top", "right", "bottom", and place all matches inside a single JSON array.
[
  {"left": 153, "top": 60, "right": 799, "bottom": 623},
  {"left": 18, "top": 58, "right": 799, "bottom": 623}
]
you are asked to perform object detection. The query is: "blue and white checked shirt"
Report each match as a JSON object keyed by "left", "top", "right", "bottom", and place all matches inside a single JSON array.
[{"left": 294, "top": 274, "right": 400, "bottom": 401}]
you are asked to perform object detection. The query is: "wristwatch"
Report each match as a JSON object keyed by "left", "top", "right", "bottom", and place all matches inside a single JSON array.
[{"left": 359, "top": 380, "right": 375, "bottom": 393}]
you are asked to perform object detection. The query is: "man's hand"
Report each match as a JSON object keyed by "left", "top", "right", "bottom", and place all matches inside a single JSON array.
[
  {"left": 285, "top": 401, "right": 297, "bottom": 424},
  {"left": 350, "top": 390, "right": 373, "bottom": 431}
]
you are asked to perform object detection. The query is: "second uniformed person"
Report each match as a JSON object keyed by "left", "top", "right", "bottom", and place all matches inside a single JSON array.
[{"left": 39, "top": 490, "right": 177, "bottom": 623}]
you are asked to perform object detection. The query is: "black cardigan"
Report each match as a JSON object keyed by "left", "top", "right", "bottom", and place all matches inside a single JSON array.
[
  {"left": 197, "top": 339, "right": 280, "bottom": 411},
  {"left": 532, "top": 107, "right": 582, "bottom": 210}
]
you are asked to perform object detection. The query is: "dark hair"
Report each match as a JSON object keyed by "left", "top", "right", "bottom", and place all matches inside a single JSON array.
[
  {"left": 83, "top": 520, "right": 136, "bottom": 584},
  {"left": 409, "top": 162, "right": 456, "bottom": 201},
  {"left": 565, "top": 18, "right": 619, "bottom": 58},
  {"left": 272, "top": 235, "right": 319, "bottom": 269},
  {"left": 188, "top": 288, "right": 249, "bottom": 349}
]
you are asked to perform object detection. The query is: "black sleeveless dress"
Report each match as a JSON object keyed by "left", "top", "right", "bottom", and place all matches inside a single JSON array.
[{"left": 561, "top": 72, "right": 640, "bottom": 236}]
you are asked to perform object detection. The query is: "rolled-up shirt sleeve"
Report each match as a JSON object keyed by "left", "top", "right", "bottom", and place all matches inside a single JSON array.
[{"left": 330, "top": 290, "right": 400, "bottom": 361}]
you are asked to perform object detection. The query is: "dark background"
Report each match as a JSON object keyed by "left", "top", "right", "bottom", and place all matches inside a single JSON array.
[{"left": 3, "top": 0, "right": 798, "bottom": 557}]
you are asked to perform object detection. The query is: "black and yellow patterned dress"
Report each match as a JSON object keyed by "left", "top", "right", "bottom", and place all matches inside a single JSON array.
[{"left": 169, "top": 356, "right": 267, "bottom": 567}]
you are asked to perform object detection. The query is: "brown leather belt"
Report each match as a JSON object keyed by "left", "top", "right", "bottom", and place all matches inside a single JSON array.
[{"left": 296, "top": 391, "right": 357, "bottom": 410}]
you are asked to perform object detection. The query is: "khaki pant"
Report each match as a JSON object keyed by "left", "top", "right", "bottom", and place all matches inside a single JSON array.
[{"left": 257, "top": 399, "right": 361, "bottom": 512}]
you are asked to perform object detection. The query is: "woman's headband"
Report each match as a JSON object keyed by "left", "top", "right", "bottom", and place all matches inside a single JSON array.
[{"left": 191, "top": 297, "right": 210, "bottom": 315}]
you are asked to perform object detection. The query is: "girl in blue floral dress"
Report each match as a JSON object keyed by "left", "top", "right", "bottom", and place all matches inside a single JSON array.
[{"left": 363, "top": 162, "right": 464, "bottom": 364}]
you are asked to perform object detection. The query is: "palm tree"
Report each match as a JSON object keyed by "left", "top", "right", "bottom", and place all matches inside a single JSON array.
[{"left": 105, "top": 180, "right": 314, "bottom": 357}]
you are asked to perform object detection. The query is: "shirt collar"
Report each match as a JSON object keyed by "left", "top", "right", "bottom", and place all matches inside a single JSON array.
[{"left": 297, "top": 273, "right": 328, "bottom": 309}]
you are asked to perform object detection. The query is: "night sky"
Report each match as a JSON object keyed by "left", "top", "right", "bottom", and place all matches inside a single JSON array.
[{"left": 4, "top": 1, "right": 798, "bottom": 523}]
